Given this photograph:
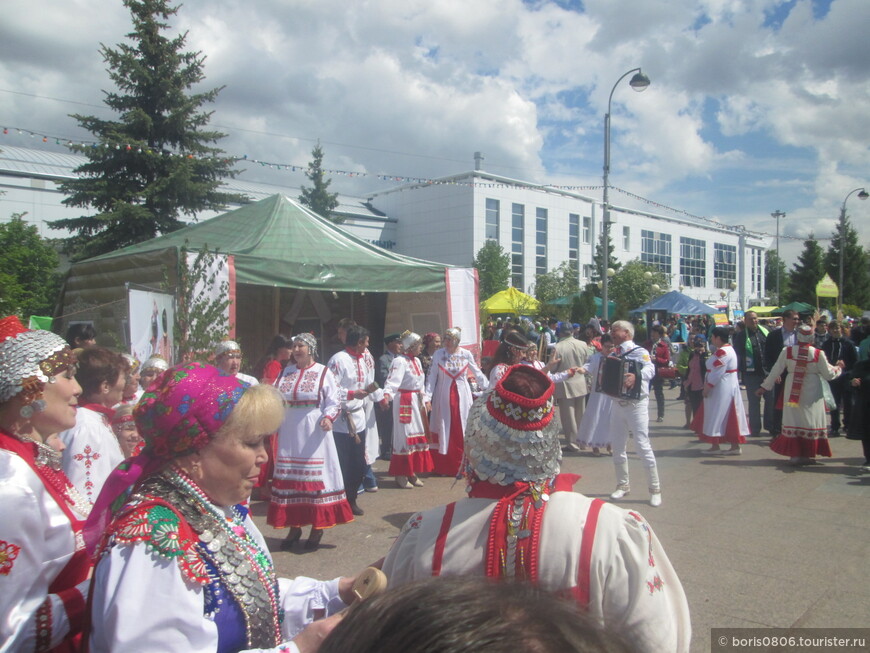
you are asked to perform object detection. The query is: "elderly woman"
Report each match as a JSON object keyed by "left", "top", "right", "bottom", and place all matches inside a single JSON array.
[
  {"left": 758, "top": 323, "right": 843, "bottom": 465},
  {"left": 425, "top": 327, "right": 488, "bottom": 477},
  {"left": 115, "top": 353, "right": 143, "bottom": 408},
  {"left": 693, "top": 327, "right": 749, "bottom": 455},
  {"left": 383, "top": 331, "right": 434, "bottom": 489},
  {"left": 87, "top": 362, "right": 362, "bottom": 652},
  {"left": 0, "top": 316, "right": 91, "bottom": 651},
  {"left": 269, "top": 334, "right": 352, "bottom": 551},
  {"left": 58, "top": 346, "right": 128, "bottom": 504},
  {"left": 215, "top": 340, "right": 259, "bottom": 386}
]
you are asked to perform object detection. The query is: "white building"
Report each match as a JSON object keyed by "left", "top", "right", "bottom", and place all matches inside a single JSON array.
[
  {"left": 1, "top": 145, "right": 769, "bottom": 309},
  {"left": 369, "top": 169, "right": 770, "bottom": 309}
]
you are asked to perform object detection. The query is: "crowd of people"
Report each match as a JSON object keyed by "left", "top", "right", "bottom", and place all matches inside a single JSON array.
[{"left": 2, "top": 304, "right": 868, "bottom": 652}]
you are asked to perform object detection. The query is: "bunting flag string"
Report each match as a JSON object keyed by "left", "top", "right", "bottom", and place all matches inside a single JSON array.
[{"left": 0, "top": 123, "right": 825, "bottom": 242}]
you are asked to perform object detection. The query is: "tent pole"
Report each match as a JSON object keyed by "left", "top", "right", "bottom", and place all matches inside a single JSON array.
[{"left": 273, "top": 287, "right": 280, "bottom": 334}]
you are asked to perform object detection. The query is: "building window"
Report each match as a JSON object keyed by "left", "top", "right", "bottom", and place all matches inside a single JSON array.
[
  {"left": 714, "top": 243, "right": 737, "bottom": 289},
  {"left": 511, "top": 203, "right": 525, "bottom": 290},
  {"left": 568, "top": 214, "right": 579, "bottom": 275},
  {"left": 582, "top": 215, "right": 590, "bottom": 244},
  {"left": 622, "top": 226, "right": 630, "bottom": 251},
  {"left": 485, "top": 198, "right": 499, "bottom": 241},
  {"left": 679, "top": 237, "right": 706, "bottom": 288},
  {"left": 583, "top": 264, "right": 593, "bottom": 280},
  {"left": 641, "top": 230, "right": 672, "bottom": 274},
  {"left": 536, "top": 208, "right": 548, "bottom": 276},
  {"left": 754, "top": 248, "right": 763, "bottom": 295}
]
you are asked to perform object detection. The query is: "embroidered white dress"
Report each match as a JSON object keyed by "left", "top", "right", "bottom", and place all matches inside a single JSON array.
[
  {"left": 383, "top": 355, "right": 433, "bottom": 477},
  {"left": 59, "top": 407, "right": 125, "bottom": 504},
  {"left": 383, "top": 490, "right": 691, "bottom": 653},
  {"left": 0, "top": 440, "right": 91, "bottom": 651},
  {"left": 90, "top": 503, "right": 346, "bottom": 652},
  {"left": 694, "top": 345, "right": 750, "bottom": 445},
  {"left": 425, "top": 347, "right": 488, "bottom": 476},
  {"left": 576, "top": 353, "right": 614, "bottom": 448},
  {"left": 268, "top": 363, "right": 352, "bottom": 529},
  {"left": 327, "top": 349, "right": 383, "bottom": 465}
]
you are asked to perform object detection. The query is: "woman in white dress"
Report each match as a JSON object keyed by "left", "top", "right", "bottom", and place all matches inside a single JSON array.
[
  {"left": 425, "top": 327, "right": 488, "bottom": 477},
  {"left": 759, "top": 323, "right": 843, "bottom": 465},
  {"left": 268, "top": 334, "right": 352, "bottom": 551},
  {"left": 0, "top": 316, "right": 91, "bottom": 652},
  {"left": 693, "top": 327, "right": 749, "bottom": 455},
  {"left": 576, "top": 334, "right": 614, "bottom": 455},
  {"left": 87, "top": 362, "right": 362, "bottom": 652},
  {"left": 383, "top": 331, "right": 433, "bottom": 488}
]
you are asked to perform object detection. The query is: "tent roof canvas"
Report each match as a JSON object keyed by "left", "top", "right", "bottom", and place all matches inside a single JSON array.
[
  {"left": 631, "top": 290, "right": 717, "bottom": 315},
  {"left": 481, "top": 287, "right": 540, "bottom": 314},
  {"left": 86, "top": 194, "right": 449, "bottom": 293},
  {"left": 772, "top": 301, "right": 815, "bottom": 315}
]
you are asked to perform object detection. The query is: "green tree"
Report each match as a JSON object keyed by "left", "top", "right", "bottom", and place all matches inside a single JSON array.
[
  {"left": 825, "top": 214, "right": 870, "bottom": 309},
  {"left": 534, "top": 261, "right": 580, "bottom": 317},
  {"left": 174, "top": 243, "right": 231, "bottom": 362},
  {"left": 298, "top": 143, "right": 340, "bottom": 223},
  {"left": 52, "top": 0, "right": 245, "bottom": 260},
  {"left": 787, "top": 235, "right": 825, "bottom": 305},
  {"left": 608, "top": 260, "right": 669, "bottom": 314},
  {"left": 571, "top": 285, "right": 596, "bottom": 324},
  {"left": 0, "top": 214, "right": 61, "bottom": 319},
  {"left": 592, "top": 232, "right": 621, "bottom": 281},
  {"left": 473, "top": 240, "right": 510, "bottom": 301},
  {"left": 765, "top": 249, "right": 789, "bottom": 304}
]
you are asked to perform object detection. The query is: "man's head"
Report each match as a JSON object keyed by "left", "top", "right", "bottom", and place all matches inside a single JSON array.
[
  {"left": 827, "top": 320, "right": 842, "bottom": 340},
  {"left": 346, "top": 325, "right": 370, "bottom": 352},
  {"left": 744, "top": 311, "right": 758, "bottom": 331},
  {"left": 384, "top": 333, "right": 402, "bottom": 355},
  {"left": 650, "top": 325, "right": 664, "bottom": 341},
  {"left": 781, "top": 309, "right": 799, "bottom": 331},
  {"left": 610, "top": 320, "right": 634, "bottom": 346}
]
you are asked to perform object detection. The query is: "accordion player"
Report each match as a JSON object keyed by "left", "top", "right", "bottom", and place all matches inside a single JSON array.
[{"left": 596, "top": 350, "right": 644, "bottom": 400}]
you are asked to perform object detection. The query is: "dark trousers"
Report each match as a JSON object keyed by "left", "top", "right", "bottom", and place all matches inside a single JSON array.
[
  {"left": 828, "top": 377, "right": 852, "bottom": 432},
  {"left": 771, "top": 378, "right": 785, "bottom": 437},
  {"left": 651, "top": 376, "right": 665, "bottom": 419},
  {"left": 375, "top": 407, "right": 393, "bottom": 459},
  {"left": 743, "top": 374, "right": 772, "bottom": 436},
  {"left": 334, "top": 430, "right": 367, "bottom": 506}
]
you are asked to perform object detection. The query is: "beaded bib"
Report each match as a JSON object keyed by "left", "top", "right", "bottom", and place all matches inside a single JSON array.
[{"left": 106, "top": 470, "right": 282, "bottom": 648}]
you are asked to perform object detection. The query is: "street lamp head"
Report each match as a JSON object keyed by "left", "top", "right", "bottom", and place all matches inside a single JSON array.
[
  {"left": 644, "top": 270, "right": 652, "bottom": 280},
  {"left": 651, "top": 284, "right": 661, "bottom": 293},
  {"left": 629, "top": 71, "right": 651, "bottom": 92},
  {"left": 858, "top": 189, "right": 869, "bottom": 201},
  {"left": 730, "top": 281, "right": 737, "bottom": 291}
]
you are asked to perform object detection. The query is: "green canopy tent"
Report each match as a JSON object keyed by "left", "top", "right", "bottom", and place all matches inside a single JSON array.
[
  {"left": 550, "top": 292, "right": 616, "bottom": 317},
  {"left": 771, "top": 301, "right": 814, "bottom": 316},
  {"left": 57, "top": 194, "right": 456, "bottom": 361}
]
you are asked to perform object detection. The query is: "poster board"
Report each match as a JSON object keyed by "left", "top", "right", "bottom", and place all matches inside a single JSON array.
[{"left": 128, "top": 287, "right": 175, "bottom": 365}]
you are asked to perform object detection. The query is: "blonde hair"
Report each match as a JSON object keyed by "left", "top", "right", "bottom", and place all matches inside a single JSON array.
[{"left": 218, "top": 383, "right": 284, "bottom": 438}]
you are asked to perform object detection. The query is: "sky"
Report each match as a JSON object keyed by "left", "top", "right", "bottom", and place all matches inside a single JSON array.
[{"left": 1, "top": 0, "right": 868, "bottom": 263}]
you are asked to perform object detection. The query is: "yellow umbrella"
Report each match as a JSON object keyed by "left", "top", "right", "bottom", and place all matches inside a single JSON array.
[{"left": 480, "top": 287, "right": 540, "bottom": 315}]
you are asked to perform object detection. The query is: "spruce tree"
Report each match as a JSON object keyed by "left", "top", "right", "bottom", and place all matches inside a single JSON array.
[
  {"left": 298, "top": 143, "right": 340, "bottom": 223},
  {"left": 52, "top": 0, "right": 245, "bottom": 260},
  {"left": 764, "top": 249, "right": 789, "bottom": 304},
  {"left": 787, "top": 235, "right": 824, "bottom": 304},
  {"left": 825, "top": 214, "right": 870, "bottom": 308},
  {"left": 592, "top": 232, "right": 620, "bottom": 281}
]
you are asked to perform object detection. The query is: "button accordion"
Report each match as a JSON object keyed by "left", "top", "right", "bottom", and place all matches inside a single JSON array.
[{"left": 596, "top": 350, "right": 643, "bottom": 400}]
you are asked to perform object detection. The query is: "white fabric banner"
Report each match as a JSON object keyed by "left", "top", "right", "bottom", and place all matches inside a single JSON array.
[{"left": 445, "top": 268, "right": 480, "bottom": 358}]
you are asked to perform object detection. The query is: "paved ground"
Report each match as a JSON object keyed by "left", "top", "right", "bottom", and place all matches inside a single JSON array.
[{"left": 251, "top": 386, "right": 870, "bottom": 652}]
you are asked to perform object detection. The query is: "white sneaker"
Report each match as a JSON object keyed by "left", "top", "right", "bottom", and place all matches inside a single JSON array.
[
  {"left": 649, "top": 492, "right": 662, "bottom": 507},
  {"left": 610, "top": 487, "right": 629, "bottom": 500}
]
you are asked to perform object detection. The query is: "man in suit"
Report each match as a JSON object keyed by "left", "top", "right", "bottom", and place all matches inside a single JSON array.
[
  {"left": 552, "top": 323, "right": 591, "bottom": 451},
  {"left": 733, "top": 310, "right": 770, "bottom": 436},
  {"left": 763, "top": 309, "right": 799, "bottom": 437},
  {"left": 821, "top": 320, "right": 857, "bottom": 437}
]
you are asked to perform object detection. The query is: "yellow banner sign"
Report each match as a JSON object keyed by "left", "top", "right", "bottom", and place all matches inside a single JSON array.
[{"left": 816, "top": 273, "right": 839, "bottom": 298}]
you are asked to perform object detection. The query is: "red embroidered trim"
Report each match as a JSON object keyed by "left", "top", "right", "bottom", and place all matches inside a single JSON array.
[
  {"left": 432, "top": 503, "right": 456, "bottom": 576},
  {"left": 0, "top": 539, "right": 21, "bottom": 575},
  {"left": 576, "top": 499, "right": 604, "bottom": 607}
]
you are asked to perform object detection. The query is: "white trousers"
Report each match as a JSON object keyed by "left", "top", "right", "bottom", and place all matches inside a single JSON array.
[{"left": 609, "top": 397, "right": 660, "bottom": 492}]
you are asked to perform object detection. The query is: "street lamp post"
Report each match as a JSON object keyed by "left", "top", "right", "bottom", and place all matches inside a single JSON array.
[
  {"left": 601, "top": 68, "right": 650, "bottom": 322},
  {"left": 838, "top": 188, "right": 869, "bottom": 315},
  {"left": 770, "top": 210, "right": 785, "bottom": 304}
]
